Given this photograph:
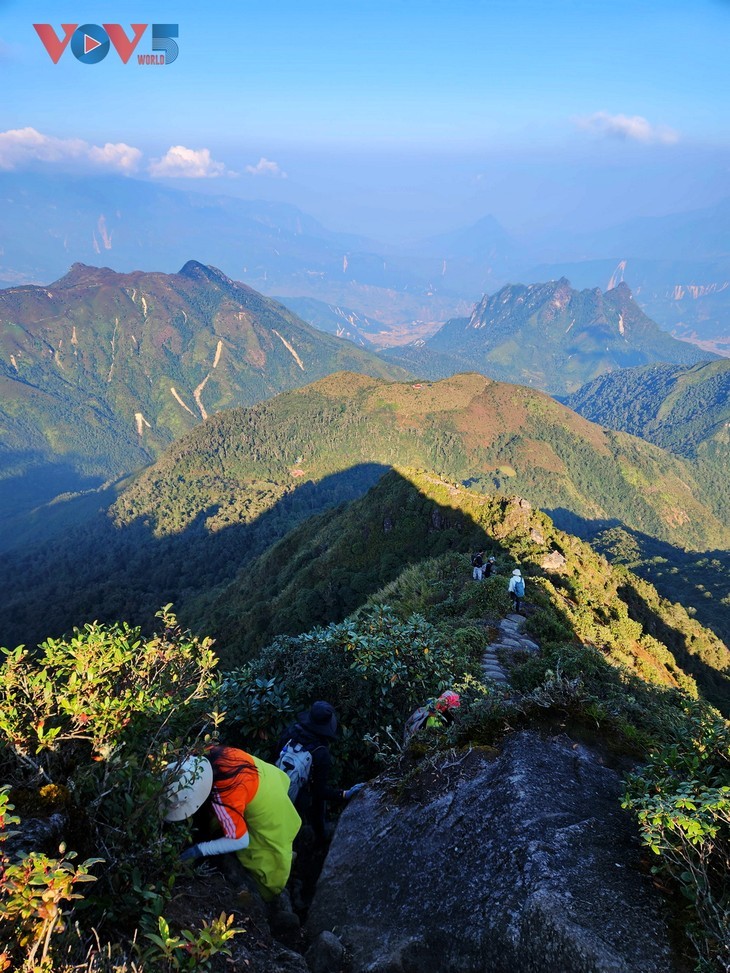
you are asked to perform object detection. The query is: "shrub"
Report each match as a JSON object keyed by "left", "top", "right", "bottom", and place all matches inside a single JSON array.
[
  {"left": 623, "top": 701, "right": 730, "bottom": 972},
  {"left": 241, "top": 604, "right": 461, "bottom": 774},
  {"left": 0, "top": 609, "right": 226, "bottom": 967}
]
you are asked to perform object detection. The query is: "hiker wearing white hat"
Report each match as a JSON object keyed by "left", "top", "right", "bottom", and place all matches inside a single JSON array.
[
  {"left": 161, "top": 746, "right": 301, "bottom": 901},
  {"left": 508, "top": 568, "right": 525, "bottom": 613}
]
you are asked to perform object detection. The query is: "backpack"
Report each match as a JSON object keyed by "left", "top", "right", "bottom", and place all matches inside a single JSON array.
[
  {"left": 471, "top": 553, "right": 483, "bottom": 568},
  {"left": 403, "top": 706, "right": 431, "bottom": 747},
  {"left": 275, "top": 740, "right": 313, "bottom": 801},
  {"left": 513, "top": 578, "right": 525, "bottom": 598}
]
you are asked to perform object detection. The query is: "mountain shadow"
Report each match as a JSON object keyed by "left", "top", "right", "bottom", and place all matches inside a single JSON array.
[
  {"left": 0, "top": 463, "right": 391, "bottom": 652},
  {"left": 201, "top": 467, "right": 507, "bottom": 665},
  {"left": 547, "top": 508, "right": 730, "bottom": 662},
  {"left": 215, "top": 466, "right": 729, "bottom": 717}
]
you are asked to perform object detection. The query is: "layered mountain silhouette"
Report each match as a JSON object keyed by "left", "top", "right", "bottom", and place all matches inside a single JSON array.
[
  {"left": 1, "top": 371, "right": 727, "bottom": 653},
  {"left": 383, "top": 278, "right": 713, "bottom": 394},
  {"left": 0, "top": 261, "right": 409, "bottom": 542},
  {"left": 0, "top": 171, "right": 464, "bottom": 330}
]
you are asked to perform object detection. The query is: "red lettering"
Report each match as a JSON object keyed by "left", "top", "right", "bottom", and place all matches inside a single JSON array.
[
  {"left": 33, "top": 23, "right": 77, "bottom": 64},
  {"left": 103, "top": 23, "right": 147, "bottom": 64}
]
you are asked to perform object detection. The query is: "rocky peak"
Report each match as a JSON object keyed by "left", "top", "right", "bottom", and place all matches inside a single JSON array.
[{"left": 178, "top": 259, "right": 234, "bottom": 287}]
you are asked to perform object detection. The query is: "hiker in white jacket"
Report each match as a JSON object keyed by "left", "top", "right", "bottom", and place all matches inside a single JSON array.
[{"left": 508, "top": 568, "right": 525, "bottom": 613}]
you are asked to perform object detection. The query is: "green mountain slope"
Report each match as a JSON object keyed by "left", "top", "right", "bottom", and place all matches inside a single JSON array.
[
  {"left": 203, "top": 467, "right": 730, "bottom": 713},
  {"left": 0, "top": 371, "right": 727, "bottom": 653},
  {"left": 0, "top": 261, "right": 410, "bottom": 544},
  {"left": 563, "top": 360, "right": 730, "bottom": 642},
  {"left": 112, "top": 370, "right": 728, "bottom": 550},
  {"left": 565, "top": 359, "right": 730, "bottom": 459},
  {"left": 383, "top": 279, "right": 713, "bottom": 395}
]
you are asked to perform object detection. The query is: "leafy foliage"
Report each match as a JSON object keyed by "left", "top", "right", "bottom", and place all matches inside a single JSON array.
[
  {"left": 0, "top": 788, "right": 102, "bottom": 973},
  {"left": 0, "top": 610, "right": 229, "bottom": 970},
  {"left": 624, "top": 704, "right": 730, "bottom": 973},
  {"left": 220, "top": 604, "right": 468, "bottom": 777}
]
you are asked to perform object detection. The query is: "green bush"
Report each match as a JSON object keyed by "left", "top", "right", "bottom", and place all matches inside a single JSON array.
[
  {"left": 0, "top": 609, "right": 230, "bottom": 969},
  {"left": 624, "top": 702, "right": 730, "bottom": 972},
  {"left": 240, "top": 604, "right": 462, "bottom": 774}
]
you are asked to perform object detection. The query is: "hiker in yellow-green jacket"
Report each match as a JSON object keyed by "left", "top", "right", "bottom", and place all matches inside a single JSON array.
[{"left": 162, "top": 745, "right": 301, "bottom": 901}]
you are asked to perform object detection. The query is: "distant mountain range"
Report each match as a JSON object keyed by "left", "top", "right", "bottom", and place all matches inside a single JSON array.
[
  {"left": 3, "top": 171, "right": 728, "bottom": 356},
  {"left": 1, "top": 371, "right": 727, "bottom": 653},
  {"left": 0, "top": 171, "right": 466, "bottom": 329},
  {"left": 382, "top": 279, "right": 712, "bottom": 395},
  {"left": 0, "top": 261, "right": 409, "bottom": 544},
  {"left": 524, "top": 257, "right": 730, "bottom": 358}
]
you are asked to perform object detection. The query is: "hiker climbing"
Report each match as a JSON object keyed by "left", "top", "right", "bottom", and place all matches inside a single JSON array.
[
  {"left": 161, "top": 745, "right": 301, "bottom": 901},
  {"left": 471, "top": 550, "right": 485, "bottom": 580},
  {"left": 483, "top": 555, "right": 497, "bottom": 578},
  {"left": 508, "top": 568, "right": 525, "bottom": 614},
  {"left": 403, "top": 690, "right": 461, "bottom": 747},
  {"left": 277, "top": 701, "right": 365, "bottom": 845}
]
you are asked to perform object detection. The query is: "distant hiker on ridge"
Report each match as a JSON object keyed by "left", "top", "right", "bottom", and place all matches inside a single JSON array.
[
  {"left": 471, "top": 550, "right": 484, "bottom": 580},
  {"left": 161, "top": 745, "right": 301, "bottom": 901},
  {"left": 277, "top": 701, "right": 365, "bottom": 847},
  {"left": 508, "top": 568, "right": 525, "bottom": 614}
]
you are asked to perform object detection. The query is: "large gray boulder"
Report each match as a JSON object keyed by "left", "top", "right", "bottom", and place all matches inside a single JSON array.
[{"left": 307, "top": 732, "right": 680, "bottom": 973}]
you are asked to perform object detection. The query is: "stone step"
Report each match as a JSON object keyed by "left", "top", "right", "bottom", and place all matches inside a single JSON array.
[
  {"left": 520, "top": 639, "right": 540, "bottom": 652},
  {"left": 482, "top": 659, "right": 505, "bottom": 670},
  {"left": 483, "top": 672, "right": 508, "bottom": 683},
  {"left": 505, "top": 613, "right": 525, "bottom": 624}
]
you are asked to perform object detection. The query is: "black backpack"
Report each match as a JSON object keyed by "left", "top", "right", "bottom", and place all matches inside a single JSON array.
[{"left": 471, "top": 553, "right": 483, "bottom": 567}]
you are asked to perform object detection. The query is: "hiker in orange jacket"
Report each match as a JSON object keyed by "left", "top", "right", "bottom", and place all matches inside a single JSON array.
[{"left": 162, "top": 745, "right": 301, "bottom": 901}]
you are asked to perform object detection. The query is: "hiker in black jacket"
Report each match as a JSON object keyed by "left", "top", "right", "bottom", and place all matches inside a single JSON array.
[{"left": 278, "top": 701, "right": 364, "bottom": 844}]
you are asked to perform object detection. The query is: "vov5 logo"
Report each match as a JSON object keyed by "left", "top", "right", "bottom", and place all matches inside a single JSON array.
[{"left": 33, "top": 23, "right": 178, "bottom": 65}]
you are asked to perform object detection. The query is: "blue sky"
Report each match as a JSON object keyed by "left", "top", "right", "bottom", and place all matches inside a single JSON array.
[{"left": 1, "top": 0, "right": 729, "bottom": 239}]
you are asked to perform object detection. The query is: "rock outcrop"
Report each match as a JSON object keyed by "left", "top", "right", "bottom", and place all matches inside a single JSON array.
[{"left": 307, "top": 732, "right": 680, "bottom": 973}]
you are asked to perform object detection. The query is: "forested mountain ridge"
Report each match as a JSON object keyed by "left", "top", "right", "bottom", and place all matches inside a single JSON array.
[
  {"left": 0, "top": 261, "right": 409, "bottom": 546},
  {"left": 1, "top": 371, "right": 728, "bottom": 652},
  {"left": 559, "top": 361, "right": 730, "bottom": 645},
  {"left": 112, "top": 370, "right": 728, "bottom": 550},
  {"left": 383, "top": 278, "right": 713, "bottom": 395},
  {"left": 565, "top": 359, "right": 730, "bottom": 459},
  {"left": 201, "top": 466, "right": 730, "bottom": 714},
  {"left": 2, "top": 467, "right": 728, "bottom": 971}
]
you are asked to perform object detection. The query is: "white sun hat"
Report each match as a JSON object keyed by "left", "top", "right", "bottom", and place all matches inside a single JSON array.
[
  {"left": 161, "top": 756, "right": 214, "bottom": 822},
  {"left": 512, "top": 569, "right": 522, "bottom": 576}
]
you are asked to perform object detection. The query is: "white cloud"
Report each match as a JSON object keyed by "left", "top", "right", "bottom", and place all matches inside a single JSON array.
[
  {"left": 0, "top": 127, "right": 142, "bottom": 172},
  {"left": 88, "top": 142, "right": 142, "bottom": 173},
  {"left": 576, "top": 112, "right": 679, "bottom": 145},
  {"left": 148, "top": 145, "right": 232, "bottom": 178},
  {"left": 245, "top": 156, "right": 287, "bottom": 178}
]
